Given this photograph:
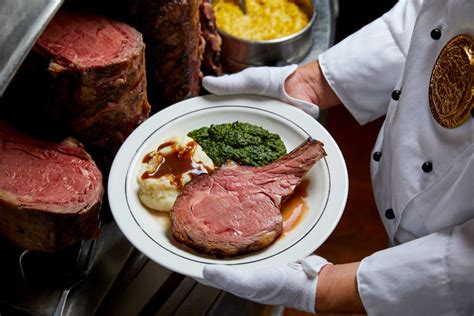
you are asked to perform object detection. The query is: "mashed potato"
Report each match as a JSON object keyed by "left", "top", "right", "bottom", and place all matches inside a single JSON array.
[
  {"left": 214, "top": 0, "right": 312, "bottom": 40},
  {"left": 137, "top": 135, "right": 214, "bottom": 212}
]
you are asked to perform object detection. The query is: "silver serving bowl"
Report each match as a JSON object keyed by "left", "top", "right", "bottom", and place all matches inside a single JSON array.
[{"left": 217, "top": 0, "right": 317, "bottom": 72}]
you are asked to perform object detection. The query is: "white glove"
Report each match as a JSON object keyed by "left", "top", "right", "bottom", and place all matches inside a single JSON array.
[
  {"left": 202, "top": 255, "right": 330, "bottom": 313},
  {"left": 202, "top": 65, "right": 320, "bottom": 118}
]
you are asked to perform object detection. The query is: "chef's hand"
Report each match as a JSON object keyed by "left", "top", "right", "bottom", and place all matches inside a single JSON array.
[
  {"left": 202, "top": 65, "right": 320, "bottom": 118},
  {"left": 201, "top": 255, "right": 331, "bottom": 313}
]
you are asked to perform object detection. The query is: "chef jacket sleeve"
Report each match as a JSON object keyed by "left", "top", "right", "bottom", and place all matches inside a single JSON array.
[
  {"left": 357, "top": 217, "right": 474, "bottom": 316},
  {"left": 318, "top": 0, "right": 423, "bottom": 124}
]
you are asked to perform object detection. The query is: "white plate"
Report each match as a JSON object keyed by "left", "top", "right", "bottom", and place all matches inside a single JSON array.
[{"left": 108, "top": 95, "right": 348, "bottom": 279}]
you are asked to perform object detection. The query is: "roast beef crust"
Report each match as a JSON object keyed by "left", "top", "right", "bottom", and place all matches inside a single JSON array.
[
  {"left": 0, "top": 123, "right": 104, "bottom": 252},
  {"left": 0, "top": 196, "right": 102, "bottom": 252},
  {"left": 132, "top": 0, "right": 203, "bottom": 108},
  {"left": 172, "top": 222, "right": 281, "bottom": 257},
  {"left": 199, "top": 0, "right": 223, "bottom": 77},
  {"left": 44, "top": 42, "right": 150, "bottom": 161},
  {"left": 46, "top": 48, "right": 147, "bottom": 117}
]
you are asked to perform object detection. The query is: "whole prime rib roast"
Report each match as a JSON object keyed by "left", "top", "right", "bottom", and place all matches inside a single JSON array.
[
  {"left": 34, "top": 11, "right": 151, "bottom": 166},
  {"left": 171, "top": 138, "right": 326, "bottom": 257},
  {"left": 0, "top": 122, "right": 103, "bottom": 252},
  {"left": 131, "top": 0, "right": 223, "bottom": 107}
]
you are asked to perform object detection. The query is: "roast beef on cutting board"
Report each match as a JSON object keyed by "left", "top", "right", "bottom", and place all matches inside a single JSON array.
[
  {"left": 0, "top": 122, "right": 103, "bottom": 252},
  {"left": 33, "top": 11, "right": 150, "bottom": 166},
  {"left": 171, "top": 138, "right": 326, "bottom": 257}
]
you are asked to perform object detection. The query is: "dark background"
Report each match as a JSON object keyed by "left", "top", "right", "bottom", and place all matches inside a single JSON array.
[{"left": 335, "top": 0, "right": 397, "bottom": 42}]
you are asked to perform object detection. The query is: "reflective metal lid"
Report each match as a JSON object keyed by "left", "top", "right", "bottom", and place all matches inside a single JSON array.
[{"left": 0, "top": 0, "right": 62, "bottom": 96}]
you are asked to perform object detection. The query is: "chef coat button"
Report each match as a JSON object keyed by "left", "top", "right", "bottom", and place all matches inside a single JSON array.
[
  {"left": 422, "top": 161, "right": 433, "bottom": 173},
  {"left": 373, "top": 151, "right": 382, "bottom": 161},
  {"left": 391, "top": 90, "right": 401, "bottom": 101},
  {"left": 385, "top": 209, "right": 395, "bottom": 220},
  {"left": 430, "top": 28, "right": 442, "bottom": 40}
]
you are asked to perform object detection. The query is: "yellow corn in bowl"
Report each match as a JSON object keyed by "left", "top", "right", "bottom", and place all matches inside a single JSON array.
[{"left": 213, "top": 0, "right": 316, "bottom": 71}]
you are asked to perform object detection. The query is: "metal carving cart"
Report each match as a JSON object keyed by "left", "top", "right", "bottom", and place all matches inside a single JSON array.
[{"left": 0, "top": 0, "right": 337, "bottom": 314}]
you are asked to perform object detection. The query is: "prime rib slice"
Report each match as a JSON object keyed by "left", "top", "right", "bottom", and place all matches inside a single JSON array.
[
  {"left": 0, "top": 122, "right": 104, "bottom": 252},
  {"left": 171, "top": 138, "right": 326, "bottom": 257},
  {"left": 34, "top": 11, "right": 151, "bottom": 167}
]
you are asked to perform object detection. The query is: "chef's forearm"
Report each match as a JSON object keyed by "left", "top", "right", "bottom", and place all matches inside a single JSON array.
[
  {"left": 284, "top": 60, "right": 342, "bottom": 109},
  {"left": 316, "top": 262, "right": 365, "bottom": 313}
]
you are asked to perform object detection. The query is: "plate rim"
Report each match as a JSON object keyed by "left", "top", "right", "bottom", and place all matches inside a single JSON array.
[
  {"left": 108, "top": 94, "right": 348, "bottom": 278},
  {"left": 125, "top": 105, "right": 332, "bottom": 265}
]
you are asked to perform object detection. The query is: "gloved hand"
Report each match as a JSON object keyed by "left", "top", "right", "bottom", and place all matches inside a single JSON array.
[
  {"left": 202, "top": 65, "right": 320, "bottom": 118},
  {"left": 202, "top": 255, "right": 330, "bottom": 313}
]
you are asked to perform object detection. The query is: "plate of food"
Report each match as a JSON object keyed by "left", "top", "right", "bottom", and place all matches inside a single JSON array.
[{"left": 108, "top": 94, "right": 348, "bottom": 279}]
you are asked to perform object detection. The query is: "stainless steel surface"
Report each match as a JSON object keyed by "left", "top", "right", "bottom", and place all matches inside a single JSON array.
[
  {"left": 98, "top": 255, "right": 282, "bottom": 316},
  {"left": 0, "top": 219, "right": 135, "bottom": 316},
  {"left": 60, "top": 220, "right": 136, "bottom": 316},
  {"left": 52, "top": 239, "right": 95, "bottom": 316},
  {"left": 219, "top": 0, "right": 334, "bottom": 72},
  {"left": 0, "top": 0, "right": 63, "bottom": 96}
]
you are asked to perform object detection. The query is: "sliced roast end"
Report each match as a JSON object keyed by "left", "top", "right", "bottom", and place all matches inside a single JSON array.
[
  {"left": 0, "top": 122, "right": 104, "bottom": 252},
  {"left": 36, "top": 11, "right": 144, "bottom": 68}
]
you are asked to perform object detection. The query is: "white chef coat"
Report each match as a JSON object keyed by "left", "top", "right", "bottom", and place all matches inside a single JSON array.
[{"left": 319, "top": 0, "right": 474, "bottom": 315}]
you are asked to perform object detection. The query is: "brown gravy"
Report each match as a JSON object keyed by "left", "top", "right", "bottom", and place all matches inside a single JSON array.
[
  {"left": 280, "top": 178, "right": 309, "bottom": 235},
  {"left": 141, "top": 140, "right": 210, "bottom": 188}
]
